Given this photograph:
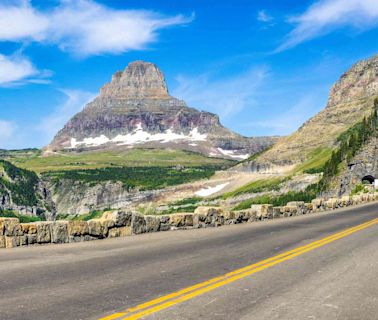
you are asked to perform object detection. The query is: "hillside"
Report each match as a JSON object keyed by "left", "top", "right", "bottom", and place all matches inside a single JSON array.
[
  {"left": 323, "top": 98, "right": 378, "bottom": 197},
  {"left": 0, "top": 160, "right": 55, "bottom": 219},
  {"left": 238, "top": 54, "right": 378, "bottom": 173}
]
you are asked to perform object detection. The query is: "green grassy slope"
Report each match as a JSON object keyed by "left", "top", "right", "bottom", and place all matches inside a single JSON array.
[{"left": 11, "top": 149, "right": 234, "bottom": 173}]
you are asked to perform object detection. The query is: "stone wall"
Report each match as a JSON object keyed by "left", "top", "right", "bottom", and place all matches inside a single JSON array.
[{"left": 1, "top": 192, "right": 378, "bottom": 249}]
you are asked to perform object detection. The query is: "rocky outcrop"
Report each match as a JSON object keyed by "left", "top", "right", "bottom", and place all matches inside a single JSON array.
[
  {"left": 239, "top": 54, "right": 378, "bottom": 171},
  {"left": 0, "top": 160, "right": 55, "bottom": 220},
  {"left": 329, "top": 136, "right": 378, "bottom": 197},
  {"left": 46, "top": 61, "right": 277, "bottom": 160},
  {"left": 45, "top": 179, "right": 161, "bottom": 215}
]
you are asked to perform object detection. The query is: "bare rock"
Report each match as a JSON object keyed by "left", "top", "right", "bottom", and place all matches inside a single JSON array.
[
  {"left": 131, "top": 213, "right": 146, "bottom": 234},
  {"left": 36, "top": 222, "right": 52, "bottom": 243},
  {"left": 51, "top": 221, "right": 69, "bottom": 244}
]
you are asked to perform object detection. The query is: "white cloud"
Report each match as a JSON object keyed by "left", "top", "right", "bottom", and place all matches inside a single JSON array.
[
  {"left": 0, "top": 0, "right": 193, "bottom": 56},
  {"left": 257, "top": 10, "right": 273, "bottom": 23},
  {"left": 277, "top": 0, "right": 378, "bottom": 51},
  {"left": 0, "top": 53, "right": 44, "bottom": 86},
  {"left": 0, "top": 120, "right": 16, "bottom": 148},
  {"left": 172, "top": 67, "right": 268, "bottom": 119},
  {"left": 37, "top": 89, "right": 95, "bottom": 139},
  {"left": 0, "top": 1, "right": 48, "bottom": 41}
]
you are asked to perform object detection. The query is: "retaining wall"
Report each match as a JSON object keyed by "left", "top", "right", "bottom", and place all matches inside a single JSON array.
[{"left": 1, "top": 192, "right": 377, "bottom": 249}]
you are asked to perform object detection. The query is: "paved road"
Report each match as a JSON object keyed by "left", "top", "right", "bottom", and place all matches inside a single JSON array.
[{"left": 1, "top": 203, "right": 378, "bottom": 320}]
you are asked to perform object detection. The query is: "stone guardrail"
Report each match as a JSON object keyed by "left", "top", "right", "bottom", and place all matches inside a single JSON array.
[{"left": 1, "top": 193, "right": 377, "bottom": 249}]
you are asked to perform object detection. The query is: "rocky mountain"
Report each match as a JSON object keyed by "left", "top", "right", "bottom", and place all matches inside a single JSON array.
[
  {"left": 239, "top": 54, "right": 378, "bottom": 172},
  {"left": 46, "top": 61, "right": 277, "bottom": 160}
]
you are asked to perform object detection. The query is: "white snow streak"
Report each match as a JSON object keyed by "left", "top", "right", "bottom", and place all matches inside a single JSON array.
[
  {"left": 195, "top": 182, "right": 230, "bottom": 197},
  {"left": 216, "top": 148, "right": 249, "bottom": 160},
  {"left": 70, "top": 124, "right": 207, "bottom": 148}
]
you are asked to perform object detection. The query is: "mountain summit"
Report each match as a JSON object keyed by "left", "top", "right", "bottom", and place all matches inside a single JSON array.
[
  {"left": 99, "top": 61, "right": 169, "bottom": 99},
  {"left": 46, "top": 61, "right": 277, "bottom": 160}
]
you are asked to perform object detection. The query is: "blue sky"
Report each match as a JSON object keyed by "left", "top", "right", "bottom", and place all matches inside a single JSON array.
[{"left": 0, "top": 0, "right": 378, "bottom": 149}]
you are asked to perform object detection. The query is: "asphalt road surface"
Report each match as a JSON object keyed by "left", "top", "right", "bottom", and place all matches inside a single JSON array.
[{"left": 1, "top": 202, "right": 378, "bottom": 320}]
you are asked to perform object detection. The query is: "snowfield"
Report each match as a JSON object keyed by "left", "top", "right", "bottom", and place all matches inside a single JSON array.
[
  {"left": 195, "top": 182, "right": 230, "bottom": 197},
  {"left": 70, "top": 124, "right": 207, "bottom": 148}
]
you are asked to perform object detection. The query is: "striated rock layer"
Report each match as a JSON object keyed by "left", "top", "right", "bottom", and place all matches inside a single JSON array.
[
  {"left": 46, "top": 61, "right": 277, "bottom": 160},
  {"left": 238, "top": 54, "right": 378, "bottom": 172}
]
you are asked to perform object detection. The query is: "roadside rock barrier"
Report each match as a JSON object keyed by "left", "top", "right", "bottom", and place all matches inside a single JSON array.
[{"left": 1, "top": 192, "right": 378, "bottom": 249}]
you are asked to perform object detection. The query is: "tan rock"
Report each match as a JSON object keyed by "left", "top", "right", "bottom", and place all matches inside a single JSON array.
[
  {"left": 194, "top": 206, "right": 224, "bottom": 216},
  {"left": 51, "top": 221, "right": 69, "bottom": 243},
  {"left": 5, "top": 236, "right": 18, "bottom": 248},
  {"left": 18, "top": 235, "right": 27, "bottom": 246},
  {"left": 169, "top": 213, "right": 194, "bottom": 227},
  {"left": 0, "top": 218, "right": 22, "bottom": 236},
  {"left": 36, "top": 222, "right": 52, "bottom": 243},
  {"left": 0, "top": 236, "right": 5, "bottom": 248},
  {"left": 68, "top": 221, "right": 89, "bottom": 236},
  {"left": 221, "top": 211, "right": 235, "bottom": 220},
  {"left": 88, "top": 219, "right": 110, "bottom": 238},
  {"left": 326, "top": 198, "right": 339, "bottom": 209},
  {"left": 108, "top": 226, "right": 131, "bottom": 238},
  {"left": 251, "top": 204, "right": 273, "bottom": 219},
  {"left": 21, "top": 223, "right": 37, "bottom": 234},
  {"left": 26, "top": 234, "right": 37, "bottom": 245}
]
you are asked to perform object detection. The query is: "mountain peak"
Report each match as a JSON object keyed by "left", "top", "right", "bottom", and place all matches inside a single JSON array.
[
  {"left": 46, "top": 61, "right": 277, "bottom": 159},
  {"left": 100, "top": 60, "right": 169, "bottom": 99}
]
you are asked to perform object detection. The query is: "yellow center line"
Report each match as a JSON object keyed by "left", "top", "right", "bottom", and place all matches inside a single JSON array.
[{"left": 99, "top": 217, "right": 378, "bottom": 320}]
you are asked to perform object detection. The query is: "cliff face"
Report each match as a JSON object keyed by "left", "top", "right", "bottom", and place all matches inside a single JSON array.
[
  {"left": 45, "top": 179, "right": 161, "bottom": 215},
  {"left": 239, "top": 54, "right": 378, "bottom": 172},
  {"left": 328, "top": 136, "right": 378, "bottom": 197},
  {"left": 46, "top": 61, "right": 277, "bottom": 160},
  {"left": 0, "top": 160, "right": 55, "bottom": 219}
]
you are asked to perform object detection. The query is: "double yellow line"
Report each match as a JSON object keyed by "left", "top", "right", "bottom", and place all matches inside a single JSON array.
[{"left": 100, "top": 217, "right": 378, "bottom": 320}]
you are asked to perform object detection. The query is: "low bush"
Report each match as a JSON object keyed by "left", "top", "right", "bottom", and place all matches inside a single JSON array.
[{"left": 233, "top": 184, "right": 318, "bottom": 210}]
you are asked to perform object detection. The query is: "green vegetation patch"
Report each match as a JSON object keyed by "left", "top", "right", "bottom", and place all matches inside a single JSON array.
[
  {"left": 0, "top": 209, "right": 44, "bottom": 223},
  {"left": 44, "top": 166, "right": 221, "bottom": 191},
  {"left": 0, "top": 160, "right": 40, "bottom": 206},
  {"left": 294, "top": 147, "right": 333, "bottom": 174},
  {"left": 169, "top": 196, "right": 202, "bottom": 206},
  {"left": 56, "top": 209, "right": 108, "bottom": 221},
  {"left": 233, "top": 184, "right": 318, "bottom": 210},
  {"left": 222, "top": 177, "right": 289, "bottom": 199},
  {"left": 11, "top": 149, "right": 234, "bottom": 173}
]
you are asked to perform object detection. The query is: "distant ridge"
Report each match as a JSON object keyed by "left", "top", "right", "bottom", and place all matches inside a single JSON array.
[{"left": 238, "top": 54, "right": 378, "bottom": 172}]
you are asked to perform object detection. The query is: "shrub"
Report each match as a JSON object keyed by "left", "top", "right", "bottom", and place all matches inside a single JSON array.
[{"left": 233, "top": 184, "right": 318, "bottom": 210}]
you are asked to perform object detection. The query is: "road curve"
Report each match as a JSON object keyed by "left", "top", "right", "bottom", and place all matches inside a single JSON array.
[{"left": 1, "top": 202, "right": 378, "bottom": 320}]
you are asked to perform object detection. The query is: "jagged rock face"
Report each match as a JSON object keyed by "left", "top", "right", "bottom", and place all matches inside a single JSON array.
[
  {"left": 46, "top": 61, "right": 277, "bottom": 160},
  {"left": 239, "top": 54, "right": 378, "bottom": 172},
  {"left": 330, "top": 137, "right": 378, "bottom": 197},
  {"left": 100, "top": 61, "right": 169, "bottom": 99},
  {"left": 327, "top": 55, "right": 378, "bottom": 108},
  {"left": 45, "top": 179, "right": 161, "bottom": 215}
]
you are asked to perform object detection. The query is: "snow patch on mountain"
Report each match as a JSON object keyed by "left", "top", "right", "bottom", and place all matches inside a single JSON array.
[
  {"left": 195, "top": 182, "right": 230, "bottom": 197},
  {"left": 216, "top": 148, "right": 250, "bottom": 160},
  {"left": 70, "top": 124, "right": 207, "bottom": 148}
]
